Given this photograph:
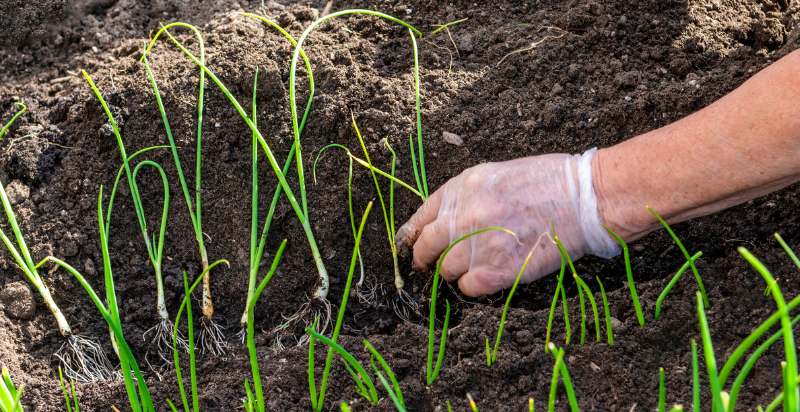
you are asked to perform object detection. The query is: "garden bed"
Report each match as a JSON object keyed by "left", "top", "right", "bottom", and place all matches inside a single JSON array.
[{"left": 1, "top": 0, "right": 800, "bottom": 410}]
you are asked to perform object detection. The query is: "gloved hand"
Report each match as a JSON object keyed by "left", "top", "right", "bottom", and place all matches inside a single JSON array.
[{"left": 395, "top": 148, "right": 619, "bottom": 297}]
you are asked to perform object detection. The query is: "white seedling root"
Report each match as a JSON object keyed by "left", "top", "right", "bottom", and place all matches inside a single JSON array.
[
  {"left": 275, "top": 298, "right": 332, "bottom": 347},
  {"left": 393, "top": 288, "right": 421, "bottom": 323},
  {"left": 0, "top": 179, "right": 114, "bottom": 383},
  {"left": 55, "top": 335, "right": 117, "bottom": 383},
  {"left": 197, "top": 317, "right": 227, "bottom": 357},
  {"left": 143, "top": 319, "right": 187, "bottom": 363},
  {"left": 144, "top": 260, "right": 185, "bottom": 361}
]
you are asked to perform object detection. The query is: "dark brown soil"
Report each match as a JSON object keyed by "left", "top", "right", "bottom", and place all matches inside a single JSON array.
[{"left": 1, "top": 0, "right": 800, "bottom": 410}]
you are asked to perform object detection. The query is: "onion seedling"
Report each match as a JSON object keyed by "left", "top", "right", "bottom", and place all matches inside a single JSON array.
[
  {"left": 242, "top": 240, "right": 287, "bottom": 412},
  {"left": 0, "top": 178, "right": 114, "bottom": 382},
  {"left": 605, "top": 227, "right": 645, "bottom": 326},
  {"left": 364, "top": 340, "right": 405, "bottom": 411},
  {"left": 529, "top": 398, "right": 535, "bottom": 412},
  {"left": 738, "top": 248, "right": 798, "bottom": 411},
  {"left": 169, "top": 260, "right": 228, "bottom": 412},
  {"left": 428, "top": 18, "right": 469, "bottom": 37},
  {"left": 351, "top": 115, "right": 418, "bottom": 317},
  {"left": 654, "top": 251, "right": 703, "bottom": 320},
  {"left": 0, "top": 367, "right": 23, "bottom": 412},
  {"left": 718, "top": 288, "right": 800, "bottom": 392},
  {"left": 0, "top": 102, "right": 26, "bottom": 141},
  {"left": 647, "top": 207, "right": 709, "bottom": 308},
  {"left": 83, "top": 70, "right": 183, "bottom": 360},
  {"left": 238, "top": 13, "right": 317, "bottom": 335},
  {"left": 44, "top": 187, "right": 155, "bottom": 412},
  {"left": 144, "top": 23, "right": 331, "bottom": 333},
  {"left": 427, "top": 226, "right": 516, "bottom": 385},
  {"left": 775, "top": 233, "right": 800, "bottom": 270},
  {"left": 727, "top": 313, "right": 800, "bottom": 410},
  {"left": 545, "top": 253, "right": 571, "bottom": 350},
  {"left": 306, "top": 329, "right": 379, "bottom": 407},
  {"left": 58, "top": 368, "right": 79, "bottom": 412},
  {"left": 286, "top": 10, "right": 424, "bottom": 311},
  {"left": 596, "top": 277, "right": 613, "bottom": 346},
  {"left": 466, "top": 393, "right": 479, "bottom": 412},
  {"left": 695, "top": 292, "right": 724, "bottom": 412},
  {"left": 308, "top": 202, "right": 373, "bottom": 411},
  {"left": 313, "top": 146, "right": 370, "bottom": 302},
  {"left": 134, "top": 43, "right": 228, "bottom": 354},
  {"left": 554, "top": 235, "right": 600, "bottom": 344},
  {"left": 546, "top": 343, "right": 579, "bottom": 412},
  {"left": 658, "top": 367, "right": 666, "bottom": 412},
  {"left": 691, "top": 339, "right": 700, "bottom": 412},
  {"left": 485, "top": 242, "right": 540, "bottom": 367}
]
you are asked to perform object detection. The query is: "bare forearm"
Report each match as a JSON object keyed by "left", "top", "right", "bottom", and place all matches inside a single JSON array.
[{"left": 595, "top": 49, "right": 800, "bottom": 241}]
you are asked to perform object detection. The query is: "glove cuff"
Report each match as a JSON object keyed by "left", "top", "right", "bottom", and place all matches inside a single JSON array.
[{"left": 577, "top": 148, "right": 620, "bottom": 259}]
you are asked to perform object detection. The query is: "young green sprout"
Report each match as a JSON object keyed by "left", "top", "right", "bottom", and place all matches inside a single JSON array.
[
  {"left": 529, "top": 398, "right": 535, "bottom": 412},
  {"left": 83, "top": 69, "right": 184, "bottom": 360},
  {"left": 170, "top": 264, "right": 229, "bottom": 412},
  {"left": 243, "top": 240, "right": 288, "bottom": 412},
  {"left": 466, "top": 393, "right": 479, "bottom": 412},
  {"left": 554, "top": 234, "right": 600, "bottom": 344},
  {"left": 428, "top": 227, "right": 517, "bottom": 385},
  {"left": 718, "top": 282, "right": 800, "bottom": 406},
  {"left": 313, "top": 124, "right": 425, "bottom": 309},
  {"left": 44, "top": 186, "right": 156, "bottom": 411},
  {"left": 145, "top": 22, "right": 331, "bottom": 334},
  {"left": 647, "top": 207, "right": 709, "bottom": 308},
  {"left": 58, "top": 368, "right": 80, "bottom": 412},
  {"left": 365, "top": 340, "right": 406, "bottom": 411},
  {"left": 238, "top": 13, "right": 317, "bottom": 336},
  {"left": 774, "top": 233, "right": 800, "bottom": 270},
  {"left": 658, "top": 367, "right": 666, "bottom": 412},
  {"left": 351, "top": 116, "right": 418, "bottom": 318},
  {"left": 605, "top": 227, "right": 645, "bottom": 326},
  {"left": 312, "top": 144, "right": 370, "bottom": 302},
  {"left": 546, "top": 343, "right": 579, "bottom": 412},
  {"left": 695, "top": 292, "right": 724, "bottom": 412},
  {"left": 485, "top": 238, "right": 542, "bottom": 367},
  {"left": 136, "top": 25, "right": 230, "bottom": 353},
  {"left": 596, "top": 277, "right": 614, "bottom": 345},
  {"left": 690, "top": 339, "right": 700, "bottom": 412},
  {"left": 0, "top": 102, "right": 26, "bottom": 141},
  {"left": 308, "top": 202, "right": 373, "bottom": 411},
  {"left": 738, "top": 248, "right": 798, "bottom": 411},
  {"left": 654, "top": 252, "right": 703, "bottom": 320},
  {"left": 0, "top": 178, "right": 114, "bottom": 382},
  {"left": 287, "top": 9, "right": 424, "bottom": 313},
  {"left": 545, "top": 252, "right": 571, "bottom": 350},
  {"left": 0, "top": 367, "right": 23, "bottom": 412}
]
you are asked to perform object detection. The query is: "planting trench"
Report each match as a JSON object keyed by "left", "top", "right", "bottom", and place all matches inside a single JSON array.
[{"left": 1, "top": 0, "right": 800, "bottom": 410}]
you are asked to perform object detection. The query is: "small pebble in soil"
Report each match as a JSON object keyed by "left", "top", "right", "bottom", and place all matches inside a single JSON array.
[
  {"left": 5, "top": 180, "right": 29, "bottom": 205},
  {"left": 610, "top": 317, "right": 623, "bottom": 330},
  {"left": 0, "top": 281, "right": 36, "bottom": 320},
  {"left": 84, "top": 258, "right": 96, "bottom": 276},
  {"left": 442, "top": 131, "right": 463, "bottom": 146}
]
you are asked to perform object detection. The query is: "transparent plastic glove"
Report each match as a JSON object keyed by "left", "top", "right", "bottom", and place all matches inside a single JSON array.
[{"left": 395, "top": 148, "right": 619, "bottom": 297}]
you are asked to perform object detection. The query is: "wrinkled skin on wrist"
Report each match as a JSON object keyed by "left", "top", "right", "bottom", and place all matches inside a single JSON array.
[{"left": 396, "top": 154, "right": 592, "bottom": 297}]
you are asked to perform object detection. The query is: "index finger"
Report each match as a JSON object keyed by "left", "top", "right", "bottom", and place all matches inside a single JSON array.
[{"left": 395, "top": 186, "right": 443, "bottom": 257}]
